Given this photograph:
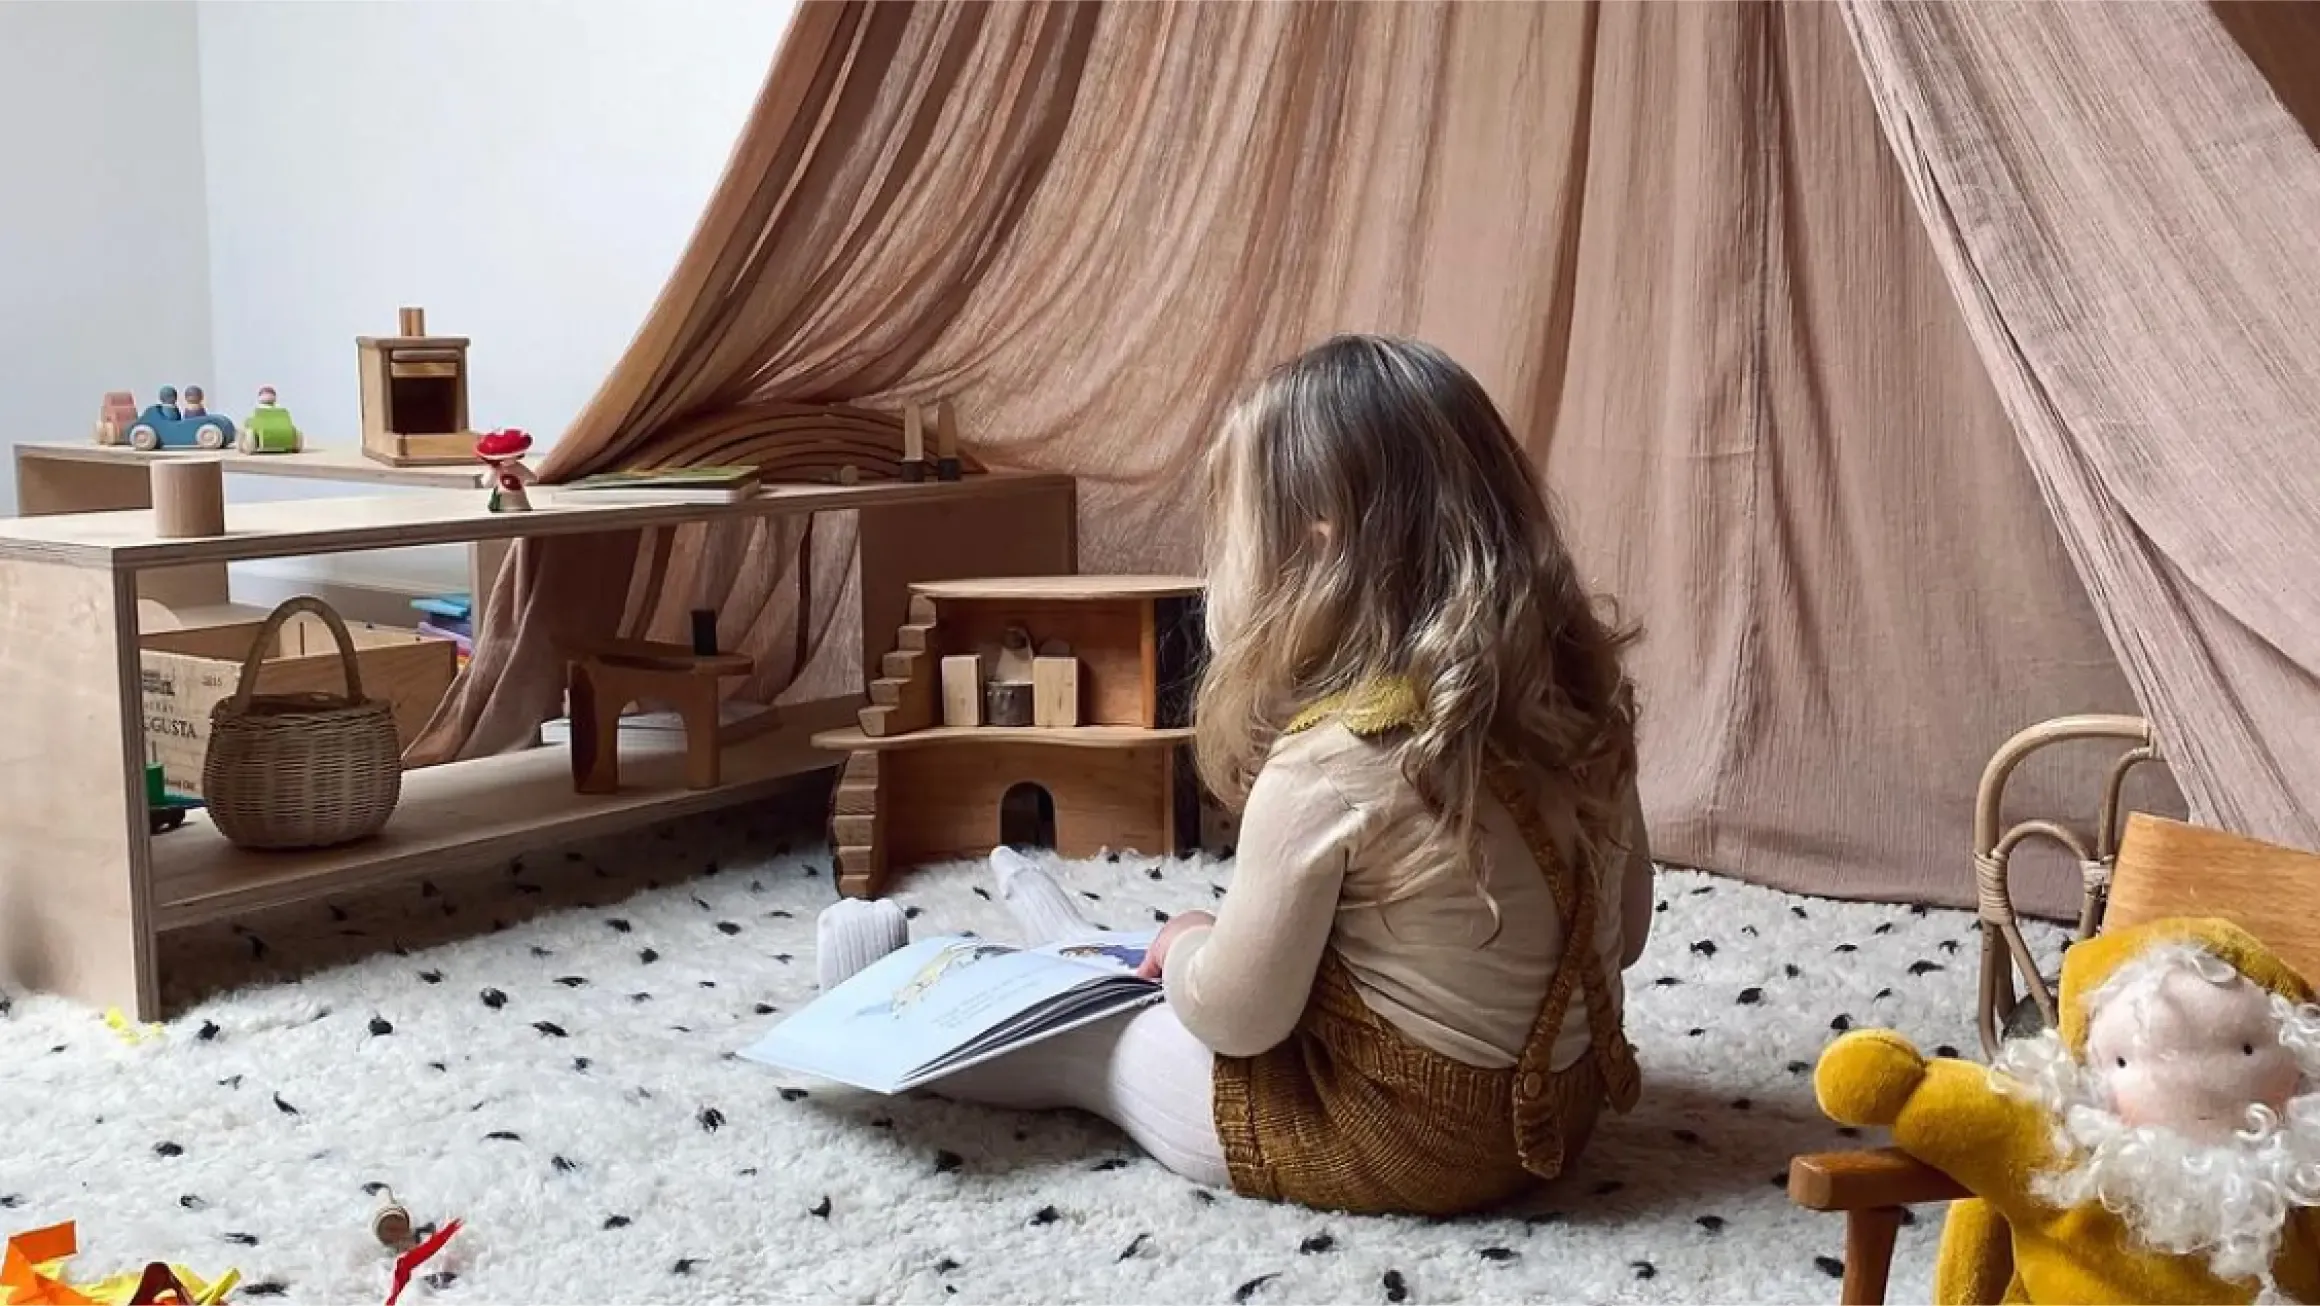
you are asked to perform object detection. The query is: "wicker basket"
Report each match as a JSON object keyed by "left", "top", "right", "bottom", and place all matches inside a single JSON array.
[{"left": 201, "top": 596, "right": 403, "bottom": 850}]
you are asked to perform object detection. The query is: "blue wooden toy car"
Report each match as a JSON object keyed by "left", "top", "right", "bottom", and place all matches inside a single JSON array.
[{"left": 116, "top": 385, "right": 237, "bottom": 452}]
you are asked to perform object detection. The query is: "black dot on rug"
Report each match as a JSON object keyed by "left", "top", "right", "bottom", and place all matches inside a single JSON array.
[
  {"left": 1233, "top": 1273, "right": 1280, "bottom": 1303},
  {"left": 1632, "top": 1262, "right": 1657, "bottom": 1280},
  {"left": 1695, "top": 1215, "right": 1725, "bottom": 1233},
  {"left": 479, "top": 988, "right": 507, "bottom": 1010},
  {"left": 671, "top": 1259, "right": 699, "bottom": 1275},
  {"left": 1736, "top": 987, "right": 1763, "bottom": 1005},
  {"left": 936, "top": 1256, "right": 963, "bottom": 1273},
  {"left": 1787, "top": 1060, "right": 1811, "bottom": 1074},
  {"left": 367, "top": 1017, "right": 393, "bottom": 1036},
  {"left": 1477, "top": 1247, "right": 1518, "bottom": 1262},
  {"left": 1936, "top": 1044, "right": 1961, "bottom": 1058},
  {"left": 1831, "top": 1014, "right": 1853, "bottom": 1032},
  {"left": 1383, "top": 1270, "right": 1410, "bottom": 1302},
  {"left": 485, "top": 1130, "right": 521, "bottom": 1142},
  {"left": 697, "top": 1107, "right": 725, "bottom": 1132},
  {"left": 1909, "top": 960, "right": 1945, "bottom": 976},
  {"left": 934, "top": 1150, "right": 963, "bottom": 1174},
  {"left": 809, "top": 1196, "right": 832, "bottom": 1218},
  {"left": 556, "top": 976, "right": 588, "bottom": 988},
  {"left": 154, "top": 1142, "right": 183, "bottom": 1157},
  {"left": 1816, "top": 1255, "right": 1846, "bottom": 1278},
  {"left": 418, "top": 970, "right": 443, "bottom": 984},
  {"left": 639, "top": 948, "right": 661, "bottom": 964},
  {"left": 607, "top": 918, "right": 632, "bottom": 933},
  {"left": 1116, "top": 1234, "right": 1149, "bottom": 1262},
  {"left": 1791, "top": 905, "right": 1809, "bottom": 918},
  {"left": 197, "top": 1020, "right": 221, "bottom": 1041},
  {"left": 1030, "top": 1205, "right": 1061, "bottom": 1226},
  {"left": 1690, "top": 939, "right": 1717, "bottom": 957},
  {"left": 1301, "top": 1233, "right": 1335, "bottom": 1254},
  {"left": 1874, "top": 922, "right": 1895, "bottom": 935}
]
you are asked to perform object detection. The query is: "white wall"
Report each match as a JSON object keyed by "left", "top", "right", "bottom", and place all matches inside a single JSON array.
[
  {"left": 196, "top": 0, "right": 797, "bottom": 595},
  {"left": 0, "top": 2, "right": 214, "bottom": 515}
]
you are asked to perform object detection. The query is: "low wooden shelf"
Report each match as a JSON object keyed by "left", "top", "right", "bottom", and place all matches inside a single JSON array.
[
  {"left": 155, "top": 696, "right": 855, "bottom": 929},
  {"left": 0, "top": 468, "right": 1078, "bottom": 1018},
  {"left": 812, "top": 724, "right": 1194, "bottom": 752}
]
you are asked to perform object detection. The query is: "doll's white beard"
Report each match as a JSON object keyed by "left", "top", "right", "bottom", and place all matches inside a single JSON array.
[{"left": 1995, "top": 1030, "right": 2320, "bottom": 1300}]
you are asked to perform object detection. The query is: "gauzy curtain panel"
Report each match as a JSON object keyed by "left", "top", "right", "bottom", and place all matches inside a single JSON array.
[{"left": 419, "top": 0, "right": 2320, "bottom": 920}]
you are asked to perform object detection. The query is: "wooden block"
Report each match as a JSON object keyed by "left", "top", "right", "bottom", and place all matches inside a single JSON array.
[
  {"left": 898, "top": 622, "right": 935, "bottom": 653},
  {"left": 869, "top": 678, "right": 903, "bottom": 708},
  {"left": 833, "top": 814, "right": 879, "bottom": 847},
  {"left": 940, "top": 655, "right": 983, "bottom": 727},
  {"left": 881, "top": 649, "right": 921, "bottom": 680},
  {"left": 833, "top": 783, "right": 881, "bottom": 816},
  {"left": 1033, "top": 656, "right": 1079, "bottom": 728},
  {"left": 398, "top": 306, "right": 427, "bottom": 336},
  {"left": 909, "top": 594, "right": 939, "bottom": 627}
]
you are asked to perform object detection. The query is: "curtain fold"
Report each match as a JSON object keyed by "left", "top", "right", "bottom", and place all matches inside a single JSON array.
[
  {"left": 1840, "top": 0, "right": 2320, "bottom": 855},
  {"left": 418, "top": 0, "right": 2257, "bottom": 918}
]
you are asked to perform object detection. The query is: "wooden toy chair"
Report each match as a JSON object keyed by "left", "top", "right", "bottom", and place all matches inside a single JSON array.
[{"left": 1788, "top": 805, "right": 2320, "bottom": 1304}]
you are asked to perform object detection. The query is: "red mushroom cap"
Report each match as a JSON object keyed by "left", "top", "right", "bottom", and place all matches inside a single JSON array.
[{"left": 475, "top": 428, "right": 533, "bottom": 458}]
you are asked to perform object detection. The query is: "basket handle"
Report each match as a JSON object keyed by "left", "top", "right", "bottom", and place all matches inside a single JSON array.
[{"left": 227, "top": 596, "right": 369, "bottom": 712}]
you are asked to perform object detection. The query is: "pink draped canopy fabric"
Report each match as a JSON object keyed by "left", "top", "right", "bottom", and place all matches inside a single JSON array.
[{"left": 420, "top": 0, "right": 2320, "bottom": 921}]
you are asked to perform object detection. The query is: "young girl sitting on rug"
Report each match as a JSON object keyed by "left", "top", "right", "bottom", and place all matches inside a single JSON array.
[{"left": 814, "top": 333, "right": 1654, "bottom": 1215}]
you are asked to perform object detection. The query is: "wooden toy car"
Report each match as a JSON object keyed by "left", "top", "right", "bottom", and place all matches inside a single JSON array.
[
  {"left": 93, "top": 391, "right": 138, "bottom": 446},
  {"left": 118, "top": 386, "right": 237, "bottom": 452},
  {"left": 146, "top": 762, "right": 204, "bottom": 835},
  {"left": 240, "top": 391, "right": 303, "bottom": 454}
]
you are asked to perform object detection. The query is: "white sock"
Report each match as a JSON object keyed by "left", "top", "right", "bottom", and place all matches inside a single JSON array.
[
  {"left": 990, "top": 846, "right": 1099, "bottom": 946},
  {"left": 815, "top": 897, "right": 909, "bottom": 990}
]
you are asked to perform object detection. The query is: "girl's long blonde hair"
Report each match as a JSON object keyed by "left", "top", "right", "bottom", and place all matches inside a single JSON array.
[{"left": 1194, "top": 334, "right": 1639, "bottom": 874}]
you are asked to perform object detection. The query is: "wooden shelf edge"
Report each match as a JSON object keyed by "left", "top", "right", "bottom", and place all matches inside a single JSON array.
[
  {"left": 910, "top": 575, "right": 1204, "bottom": 602},
  {"left": 812, "top": 724, "right": 1194, "bottom": 753},
  {"left": 149, "top": 696, "right": 858, "bottom": 930}
]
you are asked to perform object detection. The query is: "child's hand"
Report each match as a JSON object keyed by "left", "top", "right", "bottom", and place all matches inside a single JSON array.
[{"left": 1134, "top": 911, "right": 1217, "bottom": 979}]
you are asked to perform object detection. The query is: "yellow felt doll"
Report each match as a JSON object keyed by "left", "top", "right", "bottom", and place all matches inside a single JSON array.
[{"left": 1816, "top": 918, "right": 2320, "bottom": 1304}]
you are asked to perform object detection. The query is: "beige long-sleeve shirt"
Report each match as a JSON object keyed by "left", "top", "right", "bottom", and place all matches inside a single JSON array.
[{"left": 1166, "top": 718, "right": 1653, "bottom": 1068}]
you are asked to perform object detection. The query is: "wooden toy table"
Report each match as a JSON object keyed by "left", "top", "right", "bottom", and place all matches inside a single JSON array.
[{"left": 0, "top": 471, "right": 1076, "bottom": 1018}]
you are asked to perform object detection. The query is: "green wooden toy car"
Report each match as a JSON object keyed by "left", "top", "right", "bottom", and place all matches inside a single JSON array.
[
  {"left": 146, "top": 762, "right": 205, "bottom": 834},
  {"left": 239, "top": 386, "right": 303, "bottom": 454}
]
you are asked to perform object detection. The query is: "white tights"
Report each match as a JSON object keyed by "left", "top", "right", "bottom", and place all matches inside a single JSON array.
[{"left": 815, "top": 854, "right": 1231, "bottom": 1189}]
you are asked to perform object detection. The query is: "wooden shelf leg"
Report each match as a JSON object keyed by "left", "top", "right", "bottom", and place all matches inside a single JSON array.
[
  {"left": 681, "top": 678, "right": 721, "bottom": 790},
  {"left": 0, "top": 560, "right": 158, "bottom": 1017}
]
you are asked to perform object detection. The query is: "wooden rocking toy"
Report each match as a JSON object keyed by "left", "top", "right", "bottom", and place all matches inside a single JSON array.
[{"left": 566, "top": 611, "right": 756, "bottom": 794}]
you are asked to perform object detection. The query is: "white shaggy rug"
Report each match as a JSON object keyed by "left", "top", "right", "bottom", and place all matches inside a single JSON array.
[{"left": 0, "top": 799, "right": 2066, "bottom": 1305}]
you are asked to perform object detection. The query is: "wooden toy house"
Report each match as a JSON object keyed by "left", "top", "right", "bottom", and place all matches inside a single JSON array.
[
  {"left": 812, "top": 576, "right": 1205, "bottom": 898},
  {"left": 356, "top": 307, "right": 477, "bottom": 466}
]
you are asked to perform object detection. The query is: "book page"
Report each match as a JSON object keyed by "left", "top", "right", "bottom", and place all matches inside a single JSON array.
[{"left": 738, "top": 935, "right": 1131, "bottom": 1093}]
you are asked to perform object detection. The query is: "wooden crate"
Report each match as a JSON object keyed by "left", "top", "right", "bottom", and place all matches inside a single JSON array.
[{"left": 139, "top": 615, "right": 458, "bottom": 796}]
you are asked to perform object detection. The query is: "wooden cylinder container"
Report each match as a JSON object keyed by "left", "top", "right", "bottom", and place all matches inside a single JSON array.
[
  {"left": 151, "top": 459, "right": 226, "bottom": 539},
  {"left": 985, "top": 680, "right": 1034, "bottom": 727}
]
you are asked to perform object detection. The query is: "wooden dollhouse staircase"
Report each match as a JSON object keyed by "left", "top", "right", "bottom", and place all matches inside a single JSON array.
[{"left": 856, "top": 596, "right": 938, "bottom": 738}]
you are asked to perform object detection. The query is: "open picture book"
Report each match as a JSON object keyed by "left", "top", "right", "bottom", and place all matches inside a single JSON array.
[{"left": 737, "top": 931, "right": 1161, "bottom": 1094}]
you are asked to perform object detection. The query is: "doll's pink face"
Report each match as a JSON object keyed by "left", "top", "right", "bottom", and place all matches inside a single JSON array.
[{"left": 2084, "top": 965, "right": 2300, "bottom": 1142}]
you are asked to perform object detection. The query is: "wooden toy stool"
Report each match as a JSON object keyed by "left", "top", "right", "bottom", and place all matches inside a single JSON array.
[{"left": 566, "top": 621, "right": 755, "bottom": 794}]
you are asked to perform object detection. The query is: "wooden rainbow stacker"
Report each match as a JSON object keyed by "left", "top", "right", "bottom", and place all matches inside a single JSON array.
[{"left": 815, "top": 575, "right": 1206, "bottom": 898}]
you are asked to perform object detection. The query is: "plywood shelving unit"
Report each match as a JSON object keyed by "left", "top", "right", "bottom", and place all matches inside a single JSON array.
[
  {"left": 0, "top": 467, "right": 1078, "bottom": 1018},
  {"left": 14, "top": 442, "right": 488, "bottom": 630}
]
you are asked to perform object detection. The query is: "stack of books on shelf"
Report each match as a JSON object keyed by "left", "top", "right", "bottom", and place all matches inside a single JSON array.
[
  {"left": 557, "top": 465, "right": 763, "bottom": 505},
  {"left": 411, "top": 594, "right": 473, "bottom": 663}
]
